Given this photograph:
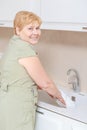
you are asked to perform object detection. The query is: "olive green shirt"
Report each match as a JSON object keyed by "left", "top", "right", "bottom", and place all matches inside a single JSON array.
[{"left": 0, "top": 35, "right": 37, "bottom": 92}]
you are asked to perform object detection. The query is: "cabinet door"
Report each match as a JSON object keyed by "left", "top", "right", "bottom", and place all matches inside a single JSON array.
[
  {"left": 71, "top": 120, "right": 87, "bottom": 130},
  {"left": 0, "top": 0, "right": 40, "bottom": 21},
  {"left": 35, "top": 112, "right": 61, "bottom": 130},
  {"left": 35, "top": 108, "right": 72, "bottom": 130},
  {"left": 41, "top": 0, "right": 87, "bottom": 23}
]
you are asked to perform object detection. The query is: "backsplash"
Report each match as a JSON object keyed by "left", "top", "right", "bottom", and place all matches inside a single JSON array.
[{"left": 0, "top": 27, "right": 87, "bottom": 93}]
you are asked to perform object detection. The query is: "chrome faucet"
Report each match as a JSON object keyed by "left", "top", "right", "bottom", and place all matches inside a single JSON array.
[{"left": 67, "top": 68, "right": 80, "bottom": 92}]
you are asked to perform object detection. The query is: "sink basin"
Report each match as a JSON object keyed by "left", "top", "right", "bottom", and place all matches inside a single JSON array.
[
  {"left": 38, "top": 90, "right": 59, "bottom": 107},
  {"left": 38, "top": 89, "right": 87, "bottom": 108},
  {"left": 38, "top": 88, "right": 87, "bottom": 123},
  {"left": 61, "top": 88, "right": 87, "bottom": 107}
]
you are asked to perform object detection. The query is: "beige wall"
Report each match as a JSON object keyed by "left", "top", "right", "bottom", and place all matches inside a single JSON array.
[{"left": 0, "top": 27, "right": 87, "bottom": 93}]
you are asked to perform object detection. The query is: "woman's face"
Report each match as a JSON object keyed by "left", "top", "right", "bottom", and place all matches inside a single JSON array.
[{"left": 17, "top": 22, "right": 41, "bottom": 45}]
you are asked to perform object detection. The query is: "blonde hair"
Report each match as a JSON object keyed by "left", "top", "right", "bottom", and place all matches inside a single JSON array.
[{"left": 14, "top": 11, "right": 42, "bottom": 34}]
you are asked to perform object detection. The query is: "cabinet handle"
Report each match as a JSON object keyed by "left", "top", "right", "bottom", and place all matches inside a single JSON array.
[
  {"left": 36, "top": 110, "right": 44, "bottom": 115},
  {"left": 82, "top": 27, "right": 87, "bottom": 30}
]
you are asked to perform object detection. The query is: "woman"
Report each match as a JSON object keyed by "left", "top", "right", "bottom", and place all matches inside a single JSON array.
[{"left": 0, "top": 11, "right": 66, "bottom": 130}]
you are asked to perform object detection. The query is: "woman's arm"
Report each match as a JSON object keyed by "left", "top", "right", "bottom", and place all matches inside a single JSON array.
[{"left": 19, "top": 56, "right": 66, "bottom": 105}]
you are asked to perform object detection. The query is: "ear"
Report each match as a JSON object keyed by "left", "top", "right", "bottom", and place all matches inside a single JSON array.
[{"left": 16, "top": 27, "right": 20, "bottom": 35}]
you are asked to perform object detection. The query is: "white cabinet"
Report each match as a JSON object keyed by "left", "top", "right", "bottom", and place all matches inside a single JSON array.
[
  {"left": 1, "top": 0, "right": 87, "bottom": 31},
  {"left": 35, "top": 107, "right": 87, "bottom": 130},
  {"left": 41, "top": 0, "right": 87, "bottom": 23},
  {"left": 41, "top": 0, "right": 87, "bottom": 32},
  {"left": 71, "top": 120, "right": 87, "bottom": 130},
  {"left": 35, "top": 107, "right": 71, "bottom": 130},
  {"left": 0, "top": 0, "right": 40, "bottom": 27}
]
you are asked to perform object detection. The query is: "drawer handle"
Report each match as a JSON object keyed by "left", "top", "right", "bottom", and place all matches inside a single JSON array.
[
  {"left": 36, "top": 110, "right": 44, "bottom": 115},
  {"left": 82, "top": 27, "right": 87, "bottom": 30}
]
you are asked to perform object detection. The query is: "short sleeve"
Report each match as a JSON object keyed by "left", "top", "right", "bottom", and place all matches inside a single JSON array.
[{"left": 16, "top": 44, "right": 37, "bottom": 59}]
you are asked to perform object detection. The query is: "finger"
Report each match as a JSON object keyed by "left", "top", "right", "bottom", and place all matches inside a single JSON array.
[{"left": 59, "top": 97, "right": 66, "bottom": 105}]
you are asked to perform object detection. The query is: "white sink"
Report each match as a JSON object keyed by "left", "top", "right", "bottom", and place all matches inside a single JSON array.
[
  {"left": 61, "top": 88, "right": 87, "bottom": 108},
  {"left": 38, "top": 89, "right": 87, "bottom": 107},
  {"left": 38, "top": 89, "right": 87, "bottom": 124}
]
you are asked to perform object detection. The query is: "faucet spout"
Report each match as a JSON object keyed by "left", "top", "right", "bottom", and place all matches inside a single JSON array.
[{"left": 67, "top": 68, "right": 80, "bottom": 92}]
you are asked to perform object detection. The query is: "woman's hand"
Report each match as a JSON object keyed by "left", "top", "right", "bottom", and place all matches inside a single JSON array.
[
  {"left": 48, "top": 89, "right": 66, "bottom": 106},
  {"left": 55, "top": 90, "right": 66, "bottom": 106}
]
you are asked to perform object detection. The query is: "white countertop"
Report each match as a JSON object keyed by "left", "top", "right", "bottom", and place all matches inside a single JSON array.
[{"left": 37, "top": 90, "right": 87, "bottom": 124}]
